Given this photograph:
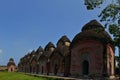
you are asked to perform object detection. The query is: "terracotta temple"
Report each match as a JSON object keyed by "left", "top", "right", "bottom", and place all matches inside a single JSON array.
[
  {"left": 7, "top": 58, "right": 16, "bottom": 72},
  {"left": 18, "top": 20, "right": 115, "bottom": 78}
]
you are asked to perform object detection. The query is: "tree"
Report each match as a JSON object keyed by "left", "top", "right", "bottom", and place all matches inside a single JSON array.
[
  {"left": 84, "top": 0, "right": 120, "bottom": 74},
  {"left": 84, "top": 0, "right": 120, "bottom": 52}
]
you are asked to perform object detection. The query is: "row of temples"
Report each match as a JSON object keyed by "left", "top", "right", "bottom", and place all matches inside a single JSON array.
[
  {"left": 18, "top": 36, "right": 71, "bottom": 76},
  {"left": 18, "top": 20, "right": 115, "bottom": 78}
]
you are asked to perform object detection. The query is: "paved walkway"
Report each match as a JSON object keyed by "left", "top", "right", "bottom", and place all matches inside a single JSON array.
[
  {"left": 26, "top": 73, "right": 93, "bottom": 80},
  {"left": 26, "top": 73, "right": 120, "bottom": 80}
]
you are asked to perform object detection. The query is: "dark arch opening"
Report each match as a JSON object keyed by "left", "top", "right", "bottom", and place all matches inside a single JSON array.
[
  {"left": 82, "top": 60, "right": 89, "bottom": 75},
  {"left": 36, "top": 64, "right": 39, "bottom": 74},
  {"left": 54, "top": 63, "right": 58, "bottom": 75},
  {"left": 41, "top": 66, "right": 44, "bottom": 74},
  {"left": 11, "top": 68, "right": 13, "bottom": 72}
]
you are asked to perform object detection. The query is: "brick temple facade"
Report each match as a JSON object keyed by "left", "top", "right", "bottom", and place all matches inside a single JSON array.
[
  {"left": 7, "top": 58, "right": 16, "bottom": 72},
  {"left": 18, "top": 20, "right": 115, "bottom": 78}
]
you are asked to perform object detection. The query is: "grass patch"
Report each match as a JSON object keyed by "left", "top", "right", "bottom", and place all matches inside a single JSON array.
[{"left": 0, "top": 72, "right": 47, "bottom": 80}]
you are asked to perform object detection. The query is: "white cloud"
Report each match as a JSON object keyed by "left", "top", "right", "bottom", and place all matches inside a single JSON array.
[
  {"left": 28, "top": 49, "right": 32, "bottom": 53},
  {"left": 0, "top": 49, "right": 2, "bottom": 54}
]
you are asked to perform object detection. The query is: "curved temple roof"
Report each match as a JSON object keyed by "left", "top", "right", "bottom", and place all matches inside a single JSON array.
[
  {"left": 82, "top": 20, "right": 104, "bottom": 31},
  {"left": 7, "top": 58, "right": 16, "bottom": 66},
  {"left": 57, "top": 35, "right": 70, "bottom": 45},
  {"left": 71, "top": 20, "right": 113, "bottom": 47},
  {"left": 36, "top": 46, "right": 43, "bottom": 53},
  {"left": 44, "top": 42, "right": 55, "bottom": 51}
]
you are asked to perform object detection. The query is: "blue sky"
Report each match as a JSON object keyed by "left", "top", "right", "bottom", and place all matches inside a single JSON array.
[{"left": 0, "top": 0, "right": 117, "bottom": 65}]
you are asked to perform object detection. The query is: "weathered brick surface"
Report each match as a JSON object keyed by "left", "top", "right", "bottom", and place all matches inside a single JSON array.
[{"left": 71, "top": 40, "right": 104, "bottom": 76}]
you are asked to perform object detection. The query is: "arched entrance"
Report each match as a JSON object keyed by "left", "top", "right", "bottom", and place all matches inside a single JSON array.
[
  {"left": 82, "top": 60, "right": 89, "bottom": 75},
  {"left": 11, "top": 68, "right": 13, "bottom": 72},
  {"left": 41, "top": 66, "right": 44, "bottom": 74},
  {"left": 36, "top": 64, "right": 39, "bottom": 74},
  {"left": 54, "top": 63, "right": 58, "bottom": 75}
]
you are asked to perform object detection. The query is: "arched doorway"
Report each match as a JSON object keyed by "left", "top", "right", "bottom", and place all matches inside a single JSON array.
[
  {"left": 41, "top": 66, "right": 44, "bottom": 74},
  {"left": 54, "top": 63, "right": 58, "bottom": 75},
  {"left": 36, "top": 64, "right": 39, "bottom": 74},
  {"left": 82, "top": 60, "right": 89, "bottom": 75},
  {"left": 11, "top": 68, "right": 13, "bottom": 72}
]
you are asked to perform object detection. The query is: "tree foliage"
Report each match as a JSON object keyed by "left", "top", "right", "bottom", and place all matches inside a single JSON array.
[
  {"left": 84, "top": 0, "right": 103, "bottom": 10},
  {"left": 84, "top": 0, "right": 120, "bottom": 48}
]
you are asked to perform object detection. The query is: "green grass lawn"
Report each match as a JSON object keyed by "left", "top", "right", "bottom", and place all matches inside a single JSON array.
[{"left": 0, "top": 72, "right": 47, "bottom": 80}]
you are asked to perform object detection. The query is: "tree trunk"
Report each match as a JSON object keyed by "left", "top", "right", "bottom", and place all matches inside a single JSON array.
[
  {"left": 118, "top": 46, "right": 120, "bottom": 75},
  {"left": 118, "top": 46, "right": 120, "bottom": 57}
]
